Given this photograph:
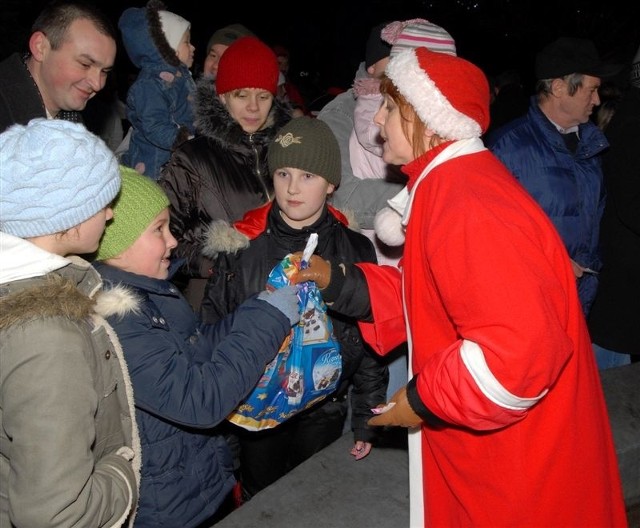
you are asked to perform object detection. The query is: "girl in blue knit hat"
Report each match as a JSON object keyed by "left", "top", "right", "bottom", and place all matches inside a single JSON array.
[
  {"left": 92, "top": 166, "right": 301, "bottom": 527},
  {"left": 0, "top": 118, "right": 140, "bottom": 527}
]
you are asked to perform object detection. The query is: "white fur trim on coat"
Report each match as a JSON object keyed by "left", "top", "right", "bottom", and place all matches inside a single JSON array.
[
  {"left": 95, "top": 285, "right": 143, "bottom": 319},
  {"left": 89, "top": 307, "right": 142, "bottom": 527},
  {"left": 374, "top": 207, "right": 406, "bottom": 246}
]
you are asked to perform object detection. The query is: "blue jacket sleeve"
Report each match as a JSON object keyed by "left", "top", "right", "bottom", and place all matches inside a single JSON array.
[{"left": 117, "top": 296, "right": 290, "bottom": 428}]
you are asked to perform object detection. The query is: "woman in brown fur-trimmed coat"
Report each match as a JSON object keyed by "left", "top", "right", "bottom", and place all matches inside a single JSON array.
[{"left": 159, "top": 36, "right": 292, "bottom": 310}]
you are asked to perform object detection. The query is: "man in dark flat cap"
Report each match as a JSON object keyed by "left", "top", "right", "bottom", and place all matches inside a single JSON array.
[{"left": 487, "top": 37, "right": 622, "bottom": 323}]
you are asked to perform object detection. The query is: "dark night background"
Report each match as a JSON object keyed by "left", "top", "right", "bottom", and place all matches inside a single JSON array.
[{"left": 1, "top": 0, "right": 638, "bottom": 108}]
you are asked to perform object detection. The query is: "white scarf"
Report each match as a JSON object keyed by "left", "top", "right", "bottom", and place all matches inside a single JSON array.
[{"left": 374, "top": 138, "right": 486, "bottom": 246}]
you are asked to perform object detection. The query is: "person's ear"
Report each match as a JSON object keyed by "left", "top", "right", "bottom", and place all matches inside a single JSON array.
[
  {"left": 550, "top": 78, "right": 566, "bottom": 97},
  {"left": 29, "top": 31, "right": 49, "bottom": 62},
  {"left": 326, "top": 183, "right": 335, "bottom": 195}
]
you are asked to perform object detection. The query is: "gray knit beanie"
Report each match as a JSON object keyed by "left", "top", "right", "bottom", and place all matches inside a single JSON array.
[
  {"left": 206, "top": 23, "right": 255, "bottom": 54},
  {"left": 0, "top": 119, "right": 120, "bottom": 237},
  {"left": 268, "top": 117, "right": 341, "bottom": 186}
]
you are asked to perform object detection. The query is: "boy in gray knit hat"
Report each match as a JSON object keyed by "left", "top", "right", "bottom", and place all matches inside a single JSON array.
[{"left": 200, "top": 116, "right": 389, "bottom": 501}]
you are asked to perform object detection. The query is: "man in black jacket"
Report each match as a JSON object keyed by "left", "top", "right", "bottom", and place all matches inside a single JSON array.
[
  {"left": 587, "top": 45, "right": 640, "bottom": 368},
  {"left": 0, "top": 1, "right": 117, "bottom": 132}
]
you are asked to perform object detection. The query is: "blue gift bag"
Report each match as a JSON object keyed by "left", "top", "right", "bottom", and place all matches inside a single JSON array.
[{"left": 227, "top": 234, "right": 342, "bottom": 431}]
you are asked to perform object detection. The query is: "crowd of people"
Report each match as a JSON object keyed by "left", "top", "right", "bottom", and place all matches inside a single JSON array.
[{"left": 0, "top": 0, "right": 637, "bottom": 527}]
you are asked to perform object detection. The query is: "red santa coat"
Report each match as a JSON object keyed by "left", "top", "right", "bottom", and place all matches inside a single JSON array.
[{"left": 358, "top": 139, "right": 626, "bottom": 527}]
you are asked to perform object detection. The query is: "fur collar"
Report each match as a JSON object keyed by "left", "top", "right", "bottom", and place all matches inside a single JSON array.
[
  {"left": 201, "top": 219, "right": 251, "bottom": 259},
  {"left": 94, "top": 285, "right": 143, "bottom": 320},
  {"left": 193, "top": 77, "right": 292, "bottom": 146},
  {"left": 201, "top": 204, "right": 360, "bottom": 259},
  {"left": 0, "top": 264, "right": 143, "bottom": 519}
]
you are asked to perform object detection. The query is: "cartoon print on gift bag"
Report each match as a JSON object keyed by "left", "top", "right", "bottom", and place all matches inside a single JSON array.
[{"left": 227, "top": 234, "right": 342, "bottom": 430}]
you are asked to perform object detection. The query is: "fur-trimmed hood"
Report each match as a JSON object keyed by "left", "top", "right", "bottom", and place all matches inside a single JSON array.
[
  {"left": 0, "top": 239, "right": 142, "bottom": 525},
  {"left": 92, "top": 261, "right": 184, "bottom": 321},
  {"left": 119, "top": 0, "right": 183, "bottom": 71},
  {"left": 0, "top": 273, "right": 96, "bottom": 330},
  {"left": 193, "top": 76, "right": 292, "bottom": 148},
  {"left": 0, "top": 233, "right": 102, "bottom": 327},
  {"left": 202, "top": 202, "right": 359, "bottom": 259},
  {"left": 201, "top": 219, "right": 252, "bottom": 259}
]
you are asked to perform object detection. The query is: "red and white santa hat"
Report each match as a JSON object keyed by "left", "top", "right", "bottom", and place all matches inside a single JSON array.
[
  {"left": 373, "top": 48, "right": 491, "bottom": 247},
  {"left": 385, "top": 46, "right": 490, "bottom": 140}
]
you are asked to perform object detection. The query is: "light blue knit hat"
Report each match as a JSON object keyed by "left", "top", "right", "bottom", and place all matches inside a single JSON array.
[{"left": 0, "top": 119, "right": 121, "bottom": 238}]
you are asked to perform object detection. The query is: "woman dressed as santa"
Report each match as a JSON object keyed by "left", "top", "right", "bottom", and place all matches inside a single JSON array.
[{"left": 293, "top": 47, "right": 627, "bottom": 527}]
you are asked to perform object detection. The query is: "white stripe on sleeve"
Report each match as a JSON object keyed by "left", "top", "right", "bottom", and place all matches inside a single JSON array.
[{"left": 460, "top": 339, "right": 547, "bottom": 410}]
